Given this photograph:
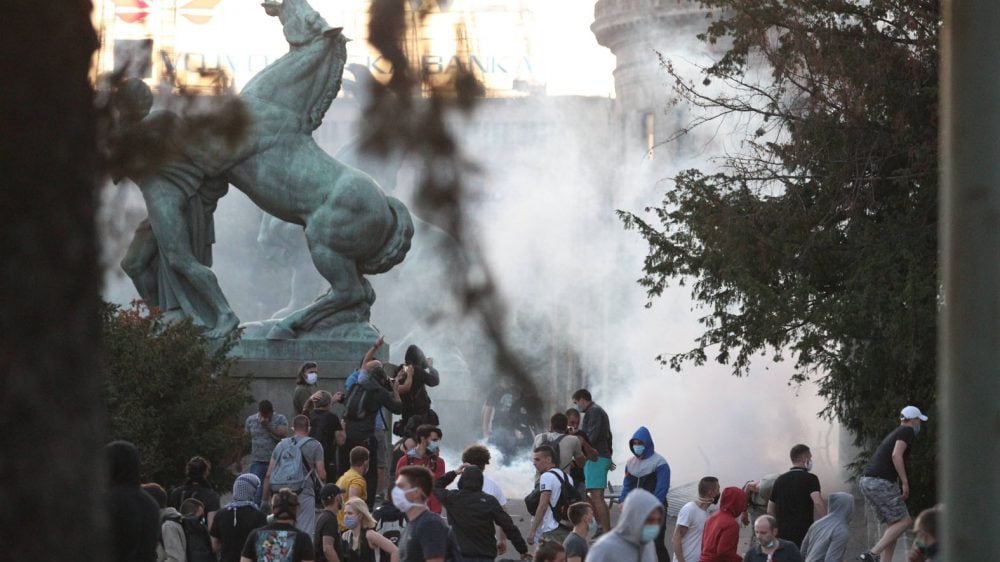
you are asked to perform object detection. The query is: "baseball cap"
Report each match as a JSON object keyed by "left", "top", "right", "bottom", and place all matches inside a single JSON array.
[
  {"left": 900, "top": 405, "right": 929, "bottom": 421},
  {"left": 319, "top": 483, "right": 343, "bottom": 503}
]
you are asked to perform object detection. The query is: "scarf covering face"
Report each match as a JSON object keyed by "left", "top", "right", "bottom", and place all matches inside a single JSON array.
[{"left": 225, "top": 473, "right": 261, "bottom": 511}]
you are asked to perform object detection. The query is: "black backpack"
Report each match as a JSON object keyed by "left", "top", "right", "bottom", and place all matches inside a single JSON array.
[
  {"left": 344, "top": 383, "right": 370, "bottom": 422},
  {"left": 164, "top": 513, "right": 215, "bottom": 562},
  {"left": 523, "top": 469, "right": 581, "bottom": 524}
]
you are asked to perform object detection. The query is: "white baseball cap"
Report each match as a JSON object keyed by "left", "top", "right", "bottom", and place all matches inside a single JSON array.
[{"left": 900, "top": 405, "right": 929, "bottom": 421}]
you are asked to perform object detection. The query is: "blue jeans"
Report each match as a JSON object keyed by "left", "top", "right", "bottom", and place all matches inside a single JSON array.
[{"left": 250, "top": 461, "right": 269, "bottom": 505}]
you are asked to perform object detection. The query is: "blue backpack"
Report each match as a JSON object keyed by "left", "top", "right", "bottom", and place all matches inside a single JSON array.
[{"left": 269, "top": 436, "right": 315, "bottom": 493}]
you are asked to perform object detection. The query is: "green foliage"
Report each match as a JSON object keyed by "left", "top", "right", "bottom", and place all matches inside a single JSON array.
[
  {"left": 621, "top": 0, "right": 938, "bottom": 510},
  {"left": 101, "top": 301, "right": 252, "bottom": 490}
]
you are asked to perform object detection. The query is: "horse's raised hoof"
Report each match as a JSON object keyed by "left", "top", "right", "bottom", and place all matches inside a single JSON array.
[{"left": 266, "top": 324, "right": 297, "bottom": 340}]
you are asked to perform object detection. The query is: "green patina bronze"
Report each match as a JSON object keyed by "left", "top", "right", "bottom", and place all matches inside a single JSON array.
[{"left": 120, "top": 0, "right": 413, "bottom": 345}]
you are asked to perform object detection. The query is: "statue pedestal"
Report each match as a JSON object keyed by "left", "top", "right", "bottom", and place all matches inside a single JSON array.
[{"left": 230, "top": 332, "right": 387, "bottom": 419}]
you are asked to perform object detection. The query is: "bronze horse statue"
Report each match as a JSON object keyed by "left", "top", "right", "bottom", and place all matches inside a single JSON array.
[{"left": 121, "top": 0, "right": 413, "bottom": 339}]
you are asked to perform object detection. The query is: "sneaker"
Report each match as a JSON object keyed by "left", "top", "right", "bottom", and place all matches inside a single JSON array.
[{"left": 858, "top": 553, "right": 880, "bottom": 562}]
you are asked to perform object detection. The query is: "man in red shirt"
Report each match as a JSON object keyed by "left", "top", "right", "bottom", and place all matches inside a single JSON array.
[{"left": 394, "top": 424, "right": 446, "bottom": 513}]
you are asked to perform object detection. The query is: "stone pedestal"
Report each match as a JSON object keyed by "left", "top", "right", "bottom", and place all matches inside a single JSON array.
[{"left": 230, "top": 336, "right": 388, "bottom": 419}]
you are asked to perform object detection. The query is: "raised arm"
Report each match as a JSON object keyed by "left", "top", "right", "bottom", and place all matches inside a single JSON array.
[{"left": 361, "top": 335, "right": 384, "bottom": 368}]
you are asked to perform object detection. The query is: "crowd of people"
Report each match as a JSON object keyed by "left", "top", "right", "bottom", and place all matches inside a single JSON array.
[{"left": 106, "top": 338, "right": 941, "bottom": 562}]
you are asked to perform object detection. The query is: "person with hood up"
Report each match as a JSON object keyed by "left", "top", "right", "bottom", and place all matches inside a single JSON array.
[
  {"left": 142, "top": 483, "right": 186, "bottom": 562},
  {"left": 210, "top": 474, "right": 268, "bottom": 562},
  {"left": 799, "top": 492, "right": 853, "bottom": 562},
  {"left": 620, "top": 426, "right": 672, "bottom": 562},
  {"left": 395, "top": 344, "right": 440, "bottom": 431},
  {"left": 434, "top": 463, "right": 530, "bottom": 561},
  {"left": 343, "top": 363, "right": 403, "bottom": 509},
  {"left": 107, "top": 440, "right": 160, "bottom": 562},
  {"left": 699, "top": 486, "right": 747, "bottom": 562},
  {"left": 588, "top": 488, "right": 664, "bottom": 562}
]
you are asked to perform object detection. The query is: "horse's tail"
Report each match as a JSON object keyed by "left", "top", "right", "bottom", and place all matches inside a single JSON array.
[{"left": 359, "top": 196, "right": 414, "bottom": 275}]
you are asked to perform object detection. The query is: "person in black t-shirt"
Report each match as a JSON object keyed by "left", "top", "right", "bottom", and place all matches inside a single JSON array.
[
  {"left": 170, "top": 456, "right": 222, "bottom": 530},
  {"left": 211, "top": 473, "right": 268, "bottom": 562},
  {"left": 768, "top": 444, "right": 825, "bottom": 547},
  {"left": 306, "top": 390, "right": 347, "bottom": 479},
  {"left": 241, "top": 489, "right": 315, "bottom": 562},
  {"left": 314, "top": 483, "right": 344, "bottom": 562},
  {"left": 857, "top": 405, "right": 928, "bottom": 562}
]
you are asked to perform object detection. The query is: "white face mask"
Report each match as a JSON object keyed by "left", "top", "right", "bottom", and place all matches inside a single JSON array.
[
  {"left": 391, "top": 486, "right": 424, "bottom": 512},
  {"left": 305, "top": 372, "right": 318, "bottom": 385}
]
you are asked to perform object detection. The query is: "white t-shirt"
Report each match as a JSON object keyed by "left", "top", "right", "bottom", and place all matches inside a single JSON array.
[
  {"left": 482, "top": 474, "right": 507, "bottom": 506},
  {"left": 536, "top": 468, "right": 572, "bottom": 537},
  {"left": 673, "top": 500, "right": 715, "bottom": 562}
]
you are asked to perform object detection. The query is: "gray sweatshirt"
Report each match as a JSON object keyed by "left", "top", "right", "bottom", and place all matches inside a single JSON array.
[
  {"left": 800, "top": 492, "right": 853, "bottom": 562},
  {"left": 588, "top": 489, "right": 660, "bottom": 562}
]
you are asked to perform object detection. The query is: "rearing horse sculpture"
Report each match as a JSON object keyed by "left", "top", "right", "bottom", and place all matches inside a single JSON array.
[{"left": 122, "top": 0, "right": 413, "bottom": 340}]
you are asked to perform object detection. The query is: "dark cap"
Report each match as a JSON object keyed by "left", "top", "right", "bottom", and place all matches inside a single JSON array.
[{"left": 319, "top": 483, "right": 343, "bottom": 503}]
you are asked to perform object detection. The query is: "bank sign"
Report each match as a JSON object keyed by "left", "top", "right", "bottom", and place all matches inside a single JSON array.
[{"left": 97, "top": 0, "right": 540, "bottom": 94}]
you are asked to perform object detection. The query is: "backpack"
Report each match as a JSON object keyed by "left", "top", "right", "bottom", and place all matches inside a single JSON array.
[
  {"left": 523, "top": 469, "right": 581, "bottom": 525},
  {"left": 373, "top": 500, "right": 406, "bottom": 562},
  {"left": 539, "top": 433, "right": 569, "bottom": 468},
  {"left": 405, "top": 452, "right": 438, "bottom": 473},
  {"left": 163, "top": 513, "right": 215, "bottom": 562},
  {"left": 270, "top": 436, "right": 315, "bottom": 493},
  {"left": 344, "top": 383, "right": 370, "bottom": 422}
]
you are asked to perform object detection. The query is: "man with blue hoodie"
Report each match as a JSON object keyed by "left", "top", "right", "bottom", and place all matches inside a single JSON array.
[
  {"left": 799, "top": 492, "right": 853, "bottom": 562},
  {"left": 620, "top": 427, "right": 671, "bottom": 562},
  {"left": 588, "top": 488, "right": 663, "bottom": 562}
]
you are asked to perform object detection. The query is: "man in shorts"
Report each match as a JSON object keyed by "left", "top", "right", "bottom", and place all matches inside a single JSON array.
[
  {"left": 857, "top": 405, "right": 928, "bottom": 562},
  {"left": 572, "top": 389, "right": 613, "bottom": 534}
]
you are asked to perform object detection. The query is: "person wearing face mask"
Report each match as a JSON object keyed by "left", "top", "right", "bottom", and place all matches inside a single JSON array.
[
  {"left": 433, "top": 464, "right": 530, "bottom": 562},
  {"left": 906, "top": 506, "right": 939, "bottom": 562},
  {"left": 339, "top": 497, "right": 399, "bottom": 562},
  {"left": 671, "top": 477, "right": 720, "bottom": 562},
  {"left": 394, "top": 466, "right": 451, "bottom": 562},
  {"left": 564, "top": 502, "right": 595, "bottom": 562},
  {"left": 742, "top": 515, "right": 803, "bottom": 562},
  {"left": 699, "top": 486, "right": 747, "bottom": 562},
  {"left": 619, "top": 427, "right": 671, "bottom": 562},
  {"left": 768, "top": 445, "right": 825, "bottom": 548},
  {"left": 857, "top": 406, "right": 928, "bottom": 562},
  {"left": 394, "top": 424, "right": 446, "bottom": 513},
  {"left": 294, "top": 361, "right": 321, "bottom": 415},
  {"left": 587, "top": 488, "right": 663, "bottom": 562}
]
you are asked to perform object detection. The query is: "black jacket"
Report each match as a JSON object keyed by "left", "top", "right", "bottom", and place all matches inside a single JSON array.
[
  {"left": 107, "top": 441, "right": 160, "bottom": 562},
  {"left": 433, "top": 466, "right": 527, "bottom": 558},
  {"left": 345, "top": 372, "right": 403, "bottom": 442}
]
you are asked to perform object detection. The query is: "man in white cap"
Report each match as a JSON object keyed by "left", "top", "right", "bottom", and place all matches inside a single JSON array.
[{"left": 857, "top": 405, "right": 929, "bottom": 562}]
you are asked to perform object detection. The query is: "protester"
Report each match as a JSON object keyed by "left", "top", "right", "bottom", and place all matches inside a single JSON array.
[
  {"left": 244, "top": 400, "right": 289, "bottom": 504},
  {"left": 345, "top": 336, "right": 389, "bottom": 496},
  {"left": 210, "top": 474, "right": 268, "bottom": 562},
  {"left": 535, "top": 540, "right": 568, "bottom": 562},
  {"left": 396, "top": 344, "right": 440, "bottom": 431},
  {"left": 534, "top": 413, "right": 586, "bottom": 474},
  {"left": 742, "top": 474, "right": 778, "bottom": 550},
  {"left": 564, "top": 502, "right": 595, "bottom": 562},
  {"left": 394, "top": 424, "right": 446, "bottom": 513},
  {"left": 395, "top": 466, "right": 450, "bottom": 562},
  {"left": 263, "top": 415, "right": 326, "bottom": 540},
  {"left": 587, "top": 488, "right": 662, "bottom": 562},
  {"left": 858, "top": 406, "right": 928, "bottom": 562},
  {"left": 179, "top": 498, "right": 214, "bottom": 562},
  {"left": 527, "top": 445, "right": 575, "bottom": 545},
  {"left": 742, "top": 515, "right": 804, "bottom": 562},
  {"left": 142, "top": 483, "right": 185, "bottom": 562},
  {"left": 314, "top": 483, "right": 344, "bottom": 562},
  {"left": 769, "top": 444, "right": 825, "bottom": 547},
  {"left": 483, "top": 377, "right": 533, "bottom": 463},
  {"left": 240, "top": 489, "right": 315, "bottom": 562},
  {"left": 800, "top": 492, "right": 853, "bottom": 562},
  {"left": 306, "top": 390, "right": 346, "bottom": 481},
  {"left": 106, "top": 441, "right": 160, "bottom": 562},
  {"left": 461, "top": 444, "right": 515, "bottom": 555},
  {"left": 620, "top": 426, "right": 671, "bottom": 562},
  {"left": 564, "top": 408, "right": 598, "bottom": 496},
  {"left": 572, "top": 389, "right": 613, "bottom": 534},
  {"left": 907, "top": 506, "right": 940, "bottom": 562},
  {"left": 699, "top": 486, "right": 746, "bottom": 562},
  {"left": 434, "top": 464, "right": 529, "bottom": 561},
  {"left": 170, "top": 456, "right": 221, "bottom": 529},
  {"left": 341, "top": 497, "right": 399, "bottom": 562},
  {"left": 344, "top": 363, "right": 403, "bottom": 509},
  {"left": 293, "top": 361, "right": 320, "bottom": 416},
  {"left": 671, "top": 477, "right": 720, "bottom": 562},
  {"left": 336, "top": 446, "right": 370, "bottom": 529}
]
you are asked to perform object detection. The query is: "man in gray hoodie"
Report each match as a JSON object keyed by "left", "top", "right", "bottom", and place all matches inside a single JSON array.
[
  {"left": 800, "top": 492, "right": 854, "bottom": 562},
  {"left": 587, "top": 488, "right": 663, "bottom": 562}
]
